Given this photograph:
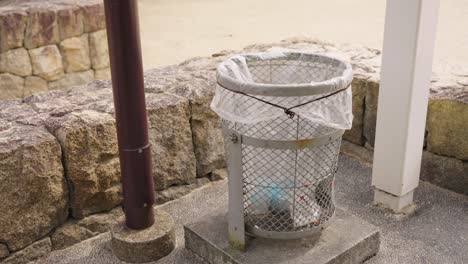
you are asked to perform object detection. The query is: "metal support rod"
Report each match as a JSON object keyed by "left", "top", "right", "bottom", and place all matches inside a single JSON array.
[
  {"left": 225, "top": 131, "right": 246, "bottom": 251},
  {"left": 103, "top": 0, "right": 155, "bottom": 229}
]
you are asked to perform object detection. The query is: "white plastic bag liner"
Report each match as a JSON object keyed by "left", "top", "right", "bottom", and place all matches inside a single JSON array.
[{"left": 211, "top": 51, "right": 353, "bottom": 129}]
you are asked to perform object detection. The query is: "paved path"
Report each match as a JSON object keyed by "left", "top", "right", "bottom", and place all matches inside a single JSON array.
[
  {"left": 138, "top": 0, "right": 468, "bottom": 69},
  {"left": 34, "top": 154, "right": 468, "bottom": 264}
]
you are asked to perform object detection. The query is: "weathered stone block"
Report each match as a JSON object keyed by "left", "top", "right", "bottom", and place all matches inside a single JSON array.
[
  {"left": 51, "top": 223, "right": 97, "bottom": 251},
  {"left": 24, "top": 76, "right": 48, "bottom": 97},
  {"left": 77, "top": 206, "right": 123, "bottom": 233},
  {"left": 24, "top": 7, "right": 60, "bottom": 49},
  {"left": 25, "top": 91, "right": 80, "bottom": 117},
  {"left": 421, "top": 151, "right": 468, "bottom": 195},
  {"left": 94, "top": 67, "right": 111, "bottom": 80},
  {"left": 0, "top": 73, "right": 24, "bottom": 99},
  {"left": 29, "top": 45, "right": 64, "bottom": 81},
  {"left": 0, "top": 243, "right": 10, "bottom": 259},
  {"left": 144, "top": 68, "right": 226, "bottom": 177},
  {"left": 51, "top": 206, "right": 122, "bottom": 250},
  {"left": 343, "top": 77, "right": 366, "bottom": 145},
  {"left": 0, "top": 121, "right": 68, "bottom": 251},
  {"left": 427, "top": 99, "right": 468, "bottom": 160},
  {"left": 0, "top": 48, "right": 32, "bottom": 77},
  {"left": 49, "top": 70, "right": 94, "bottom": 91},
  {"left": 2, "top": 237, "right": 52, "bottom": 264},
  {"left": 57, "top": 5, "right": 84, "bottom": 40},
  {"left": 89, "top": 30, "right": 109, "bottom": 70},
  {"left": 340, "top": 140, "right": 374, "bottom": 165},
  {"left": 165, "top": 71, "right": 226, "bottom": 177},
  {"left": 60, "top": 35, "right": 91, "bottom": 73},
  {"left": 190, "top": 96, "right": 226, "bottom": 177},
  {"left": 0, "top": 99, "right": 37, "bottom": 123},
  {"left": 210, "top": 168, "right": 227, "bottom": 181},
  {"left": 146, "top": 93, "right": 197, "bottom": 190},
  {"left": 363, "top": 78, "right": 379, "bottom": 148},
  {"left": 80, "top": 1, "right": 106, "bottom": 33},
  {"left": 45, "top": 110, "right": 121, "bottom": 219},
  {"left": 0, "top": 10, "right": 27, "bottom": 52},
  {"left": 156, "top": 178, "right": 210, "bottom": 205},
  {"left": 178, "top": 55, "right": 225, "bottom": 72},
  {"left": 65, "top": 81, "right": 113, "bottom": 107}
]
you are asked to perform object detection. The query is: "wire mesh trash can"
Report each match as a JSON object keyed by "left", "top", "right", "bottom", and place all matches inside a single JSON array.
[{"left": 211, "top": 51, "right": 353, "bottom": 243}]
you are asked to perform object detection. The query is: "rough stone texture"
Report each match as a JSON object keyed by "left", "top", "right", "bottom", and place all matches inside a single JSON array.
[
  {"left": 0, "top": 243, "right": 10, "bottom": 259},
  {"left": 0, "top": 73, "right": 24, "bottom": 99},
  {"left": 24, "top": 6, "right": 60, "bottom": 49},
  {"left": 51, "top": 223, "right": 98, "bottom": 251},
  {"left": 111, "top": 209, "right": 176, "bottom": 263},
  {"left": 2, "top": 238, "right": 52, "bottom": 264},
  {"left": 145, "top": 93, "right": 197, "bottom": 190},
  {"left": 210, "top": 168, "right": 228, "bottom": 181},
  {"left": 94, "top": 67, "right": 111, "bottom": 80},
  {"left": 49, "top": 70, "right": 94, "bottom": 90},
  {"left": 25, "top": 91, "right": 79, "bottom": 116},
  {"left": 343, "top": 77, "right": 366, "bottom": 145},
  {"left": 51, "top": 207, "right": 122, "bottom": 250},
  {"left": 89, "top": 30, "right": 109, "bottom": 70},
  {"left": 426, "top": 98, "right": 468, "bottom": 160},
  {"left": 156, "top": 178, "right": 211, "bottom": 205},
  {"left": 190, "top": 94, "right": 226, "bottom": 177},
  {"left": 0, "top": 2, "right": 109, "bottom": 98},
  {"left": 57, "top": 5, "right": 84, "bottom": 40},
  {"left": 45, "top": 110, "right": 121, "bottom": 219},
  {"left": 363, "top": 79, "right": 379, "bottom": 148},
  {"left": 0, "top": 99, "right": 37, "bottom": 123},
  {"left": 0, "top": 10, "right": 27, "bottom": 52},
  {"left": 0, "top": 113, "right": 68, "bottom": 251},
  {"left": 340, "top": 140, "right": 373, "bottom": 166},
  {"left": 420, "top": 151, "right": 468, "bottom": 195},
  {"left": 59, "top": 34, "right": 91, "bottom": 73},
  {"left": 29, "top": 45, "right": 64, "bottom": 81},
  {"left": 80, "top": 0, "right": 106, "bottom": 33},
  {"left": 65, "top": 80, "right": 113, "bottom": 107},
  {"left": 0, "top": 48, "right": 32, "bottom": 77},
  {"left": 148, "top": 68, "right": 227, "bottom": 177},
  {"left": 24, "top": 76, "right": 48, "bottom": 97}
]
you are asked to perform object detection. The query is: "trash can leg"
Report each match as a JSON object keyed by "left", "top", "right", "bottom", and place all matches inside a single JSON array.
[{"left": 226, "top": 132, "right": 246, "bottom": 251}]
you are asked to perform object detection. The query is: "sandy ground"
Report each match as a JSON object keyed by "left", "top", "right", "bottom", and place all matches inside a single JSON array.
[{"left": 138, "top": 0, "right": 468, "bottom": 69}]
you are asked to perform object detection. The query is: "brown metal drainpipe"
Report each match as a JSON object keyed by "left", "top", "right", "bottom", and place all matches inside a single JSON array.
[{"left": 103, "top": 0, "right": 155, "bottom": 229}]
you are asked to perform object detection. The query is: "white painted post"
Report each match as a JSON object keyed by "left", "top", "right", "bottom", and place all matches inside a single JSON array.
[{"left": 372, "top": 0, "right": 440, "bottom": 212}]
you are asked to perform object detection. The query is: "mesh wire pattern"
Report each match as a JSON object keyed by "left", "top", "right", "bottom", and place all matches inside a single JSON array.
[
  {"left": 224, "top": 116, "right": 342, "bottom": 234},
  {"left": 216, "top": 52, "right": 350, "bottom": 237},
  {"left": 246, "top": 57, "right": 344, "bottom": 85}
]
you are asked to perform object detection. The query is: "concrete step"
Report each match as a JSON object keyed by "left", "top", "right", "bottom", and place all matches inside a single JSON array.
[{"left": 185, "top": 207, "right": 380, "bottom": 264}]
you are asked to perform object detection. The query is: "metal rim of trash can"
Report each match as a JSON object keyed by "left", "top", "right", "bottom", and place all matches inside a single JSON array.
[
  {"left": 224, "top": 129, "right": 345, "bottom": 150},
  {"left": 245, "top": 210, "right": 335, "bottom": 240},
  {"left": 216, "top": 51, "right": 353, "bottom": 97}
]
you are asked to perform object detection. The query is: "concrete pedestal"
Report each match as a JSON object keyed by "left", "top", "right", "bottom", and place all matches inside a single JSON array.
[
  {"left": 111, "top": 209, "right": 176, "bottom": 263},
  {"left": 184, "top": 207, "right": 380, "bottom": 264}
]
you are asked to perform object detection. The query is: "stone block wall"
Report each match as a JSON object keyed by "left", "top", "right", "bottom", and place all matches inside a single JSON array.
[
  {"left": 0, "top": 36, "right": 466, "bottom": 262},
  {"left": 0, "top": 0, "right": 110, "bottom": 100}
]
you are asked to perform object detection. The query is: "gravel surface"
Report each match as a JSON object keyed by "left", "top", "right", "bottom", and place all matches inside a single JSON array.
[{"left": 34, "top": 154, "right": 468, "bottom": 264}]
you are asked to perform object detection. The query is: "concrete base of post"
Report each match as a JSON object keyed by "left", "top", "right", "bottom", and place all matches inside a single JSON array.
[
  {"left": 111, "top": 209, "right": 176, "bottom": 263},
  {"left": 373, "top": 189, "right": 415, "bottom": 213}
]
